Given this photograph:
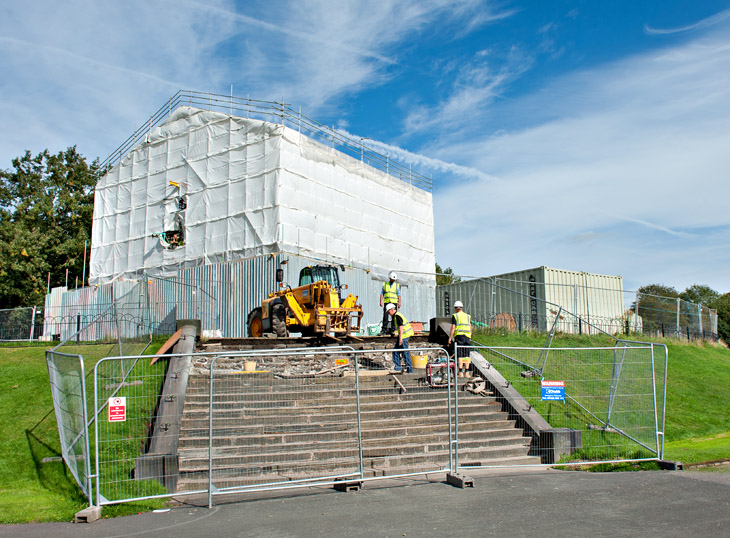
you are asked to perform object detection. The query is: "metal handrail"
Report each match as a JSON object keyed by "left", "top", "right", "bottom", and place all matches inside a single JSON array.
[{"left": 100, "top": 90, "right": 433, "bottom": 191}]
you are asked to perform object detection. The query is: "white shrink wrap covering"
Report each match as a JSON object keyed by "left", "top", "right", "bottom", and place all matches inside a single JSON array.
[{"left": 90, "top": 106, "right": 435, "bottom": 286}]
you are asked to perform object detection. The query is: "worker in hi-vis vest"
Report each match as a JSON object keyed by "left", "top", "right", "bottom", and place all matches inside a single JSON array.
[
  {"left": 448, "top": 301, "right": 472, "bottom": 377},
  {"left": 379, "top": 271, "right": 401, "bottom": 335},
  {"left": 386, "top": 303, "right": 413, "bottom": 373}
]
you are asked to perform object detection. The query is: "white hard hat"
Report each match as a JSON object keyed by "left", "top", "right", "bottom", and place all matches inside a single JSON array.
[
  {"left": 454, "top": 301, "right": 464, "bottom": 308},
  {"left": 386, "top": 303, "right": 396, "bottom": 311},
  {"left": 389, "top": 271, "right": 397, "bottom": 280}
]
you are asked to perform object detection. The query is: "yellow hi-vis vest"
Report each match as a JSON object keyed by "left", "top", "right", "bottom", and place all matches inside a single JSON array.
[
  {"left": 453, "top": 311, "right": 472, "bottom": 338},
  {"left": 394, "top": 312, "right": 414, "bottom": 339},
  {"left": 382, "top": 281, "right": 400, "bottom": 304}
]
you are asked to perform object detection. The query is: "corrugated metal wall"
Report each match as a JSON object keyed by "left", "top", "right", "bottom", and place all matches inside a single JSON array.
[
  {"left": 435, "top": 267, "right": 625, "bottom": 335},
  {"left": 45, "top": 252, "right": 436, "bottom": 339}
]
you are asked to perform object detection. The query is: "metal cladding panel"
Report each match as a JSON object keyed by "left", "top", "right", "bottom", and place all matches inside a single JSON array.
[
  {"left": 542, "top": 267, "right": 625, "bottom": 322},
  {"left": 435, "top": 272, "right": 548, "bottom": 332}
]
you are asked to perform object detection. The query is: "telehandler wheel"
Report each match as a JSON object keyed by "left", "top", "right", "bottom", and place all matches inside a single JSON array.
[
  {"left": 247, "top": 308, "right": 263, "bottom": 337},
  {"left": 271, "top": 304, "right": 288, "bottom": 337}
]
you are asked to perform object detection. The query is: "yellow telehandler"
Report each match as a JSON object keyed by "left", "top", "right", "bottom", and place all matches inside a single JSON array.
[{"left": 247, "top": 265, "right": 363, "bottom": 338}]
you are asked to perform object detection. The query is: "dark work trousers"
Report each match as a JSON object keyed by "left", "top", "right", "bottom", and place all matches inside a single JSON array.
[{"left": 381, "top": 305, "right": 394, "bottom": 335}]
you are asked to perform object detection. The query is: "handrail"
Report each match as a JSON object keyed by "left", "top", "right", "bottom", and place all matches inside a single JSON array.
[{"left": 100, "top": 90, "right": 433, "bottom": 191}]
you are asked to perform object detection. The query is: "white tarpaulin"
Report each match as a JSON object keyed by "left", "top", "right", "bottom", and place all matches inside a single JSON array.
[{"left": 91, "top": 106, "right": 435, "bottom": 285}]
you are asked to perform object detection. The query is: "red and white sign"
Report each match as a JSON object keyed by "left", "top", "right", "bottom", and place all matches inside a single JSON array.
[{"left": 108, "top": 396, "right": 126, "bottom": 422}]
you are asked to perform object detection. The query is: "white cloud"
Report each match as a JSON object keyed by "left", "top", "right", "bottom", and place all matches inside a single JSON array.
[
  {"left": 0, "top": 0, "right": 505, "bottom": 168},
  {"left": 422, "top": 25, "right": 730, "bottom": 291}
]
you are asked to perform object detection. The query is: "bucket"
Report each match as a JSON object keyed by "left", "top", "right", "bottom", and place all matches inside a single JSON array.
[
  {"left": 244, "top": 360, "right": 256, "bottom": 372},
  {"left": 412, "top": 355, "right": 428, "bottom": 369}
]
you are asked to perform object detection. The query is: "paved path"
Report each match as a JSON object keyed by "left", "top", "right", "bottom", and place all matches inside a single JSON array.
[{"left": 3, "top": 468, "right": 729, "bottom": 537}]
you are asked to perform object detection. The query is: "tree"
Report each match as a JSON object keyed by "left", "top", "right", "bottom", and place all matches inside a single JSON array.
[
  {"left": 435, "top": 263, "right": 461, "bottom": 286},
  {"left": 0, "top": 147, "right": 99, "bottom": 307},
  {"left": 713, "top": 293, "right": 730, "bottom": 343},
  {"left": 680, "top": 284, "right": 720, "bottom": 306},
  {"left": 631, "top": 284, "right": 684, "bottom": 335}
]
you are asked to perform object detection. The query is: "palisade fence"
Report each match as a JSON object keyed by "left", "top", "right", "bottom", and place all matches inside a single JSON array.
[
  {"left": 436, "top": 278, "right": 718, "bottom": 342},
  {"left": 0, "top": 306, "right": 43, "bottom": 341},
  {"left": 3, "top": 276, "right": 719, "bottom": 344}
]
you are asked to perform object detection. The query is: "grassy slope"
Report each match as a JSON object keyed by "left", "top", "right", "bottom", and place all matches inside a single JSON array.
[{"left": 0, "top": 341, "right": 163, "bottom": 524}]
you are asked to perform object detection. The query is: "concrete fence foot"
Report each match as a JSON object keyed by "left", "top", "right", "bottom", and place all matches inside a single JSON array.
[
  {"left": 446, "top": 472, "right": 474, "bottom": 488},
  {"left": 74, "top": 506, "right": 102, "bottom": 523}
]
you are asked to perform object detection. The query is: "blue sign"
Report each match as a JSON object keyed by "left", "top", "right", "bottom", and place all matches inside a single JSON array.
[{"left": 541, "top": 380, "right": 565, "bottom": 401}]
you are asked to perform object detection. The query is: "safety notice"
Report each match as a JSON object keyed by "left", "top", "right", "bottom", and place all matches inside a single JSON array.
[
  {"left": 108, "top": 396, "right": 126, "bottom": 422},
  {"left": 541, "top": 380, "right": 565, "bottom": 401}
]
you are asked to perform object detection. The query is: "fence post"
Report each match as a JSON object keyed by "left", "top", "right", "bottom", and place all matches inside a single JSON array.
[
  {"left": 30, "top": 306, "right": 37, "bottom": 342},
  {"left": 676, "top": 298, "right": 680, "bottom": 336}
]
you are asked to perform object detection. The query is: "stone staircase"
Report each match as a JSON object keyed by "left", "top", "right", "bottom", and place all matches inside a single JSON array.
[{"left": 175, "top": 371, "right": 540, "bottom": 491}]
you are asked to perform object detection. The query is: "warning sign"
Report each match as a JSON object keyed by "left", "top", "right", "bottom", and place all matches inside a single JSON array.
[
  {"left": 541, "top": 380, "right": 565, "bottom": 401},
  {"left": 108, "top": 396, "right": 126, "bottom": 422}
]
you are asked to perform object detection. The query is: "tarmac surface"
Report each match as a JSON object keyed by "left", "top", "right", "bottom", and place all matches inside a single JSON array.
[{"left": 2, "top": 467, "right": 729, "bottom": 538}]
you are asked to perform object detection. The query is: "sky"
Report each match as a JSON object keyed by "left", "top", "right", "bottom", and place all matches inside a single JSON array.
[{"left": 2, "top": 0, "right": 730, "bottom": 293}]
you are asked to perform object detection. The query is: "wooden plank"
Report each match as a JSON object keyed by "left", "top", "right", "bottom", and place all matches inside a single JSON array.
[{"left": 149, "top": 328, "right": 183, "bottom": 365}]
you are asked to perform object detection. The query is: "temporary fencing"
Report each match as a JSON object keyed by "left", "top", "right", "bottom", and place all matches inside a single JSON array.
[
  {"left": 90, "top": 346, "right": 454, "bottom": 507},
  {"left": 453, "top": 340, "right": 667, "bottom": 471},
  {"left": 45, "top": 350, "right": 93, "bottom": 505},
  {"left": 47, "top": 336, "right": 668, "bottom": 511}
]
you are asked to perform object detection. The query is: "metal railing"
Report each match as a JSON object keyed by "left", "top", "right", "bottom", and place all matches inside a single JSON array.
[
  {"left": 99, "top": 90, "right": 432, "bottom": 191},
  {"left": 437, "top": 278, "right": 718, "bottom": 342}
]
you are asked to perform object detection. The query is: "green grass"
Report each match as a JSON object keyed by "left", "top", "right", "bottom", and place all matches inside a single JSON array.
[{"left": 0, "top": 339, "right": 165, "bottom": 524}]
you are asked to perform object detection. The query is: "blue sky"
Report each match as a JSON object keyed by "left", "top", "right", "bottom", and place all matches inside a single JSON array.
[{"left": 2, "top": 1, "right": 730, "bottom": 293}]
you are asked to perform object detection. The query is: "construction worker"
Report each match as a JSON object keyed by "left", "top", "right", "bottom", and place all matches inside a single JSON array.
[
  {"left": 387, "top": 303, "right": 413, "bottom": 373},
  {"left": 447, "top": 301, "right": 472, "bottom": 377},
  {"left": 379, "top": 271, "right": 401, "bottom": 335}
]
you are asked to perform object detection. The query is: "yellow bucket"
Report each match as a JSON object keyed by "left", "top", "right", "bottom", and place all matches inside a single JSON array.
[
  {"left": 244, "top": 360, "right": 257, "bottom": 372},
  {"left": 412, "top": 355, "right": 428, "bottom": 369}
]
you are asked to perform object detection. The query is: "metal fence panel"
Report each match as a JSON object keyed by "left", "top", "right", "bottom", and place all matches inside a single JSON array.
[
  {"left": 45, "top": 350, "right": 92, "bottom": 504},
  {"left": 93, "top": 355, "right": 170, "bottom": 505},
  {"left": 206, "top": 351, "right": 362, "bottom": 496},
  {"left": 456, "top": 344, "right": 665, "bottom": 470}
]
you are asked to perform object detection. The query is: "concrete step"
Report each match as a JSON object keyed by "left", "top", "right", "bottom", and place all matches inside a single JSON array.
[
  {"left": 180, "top": 398, "right": 500, "bottom": 421},
  {"left": 179, "top": 405, "right": 506, "bottom": 430},
  {"left": 178, "top": 417, "right": 517, "bottom": 441},
  {"left": 182, "top": 388, "right": 493, "bottom": 407},
  {"left": 176, "top": 446, "right": 539, "bottom": 480},
  {"left": 179, "top": 430, "right": 530, "bottom": 459},
  {"left": 177, "top": 422, "right": 520, "bottom": 448},
  {"left": 175, "top": 454, "right": 542, "bottom": 492}
]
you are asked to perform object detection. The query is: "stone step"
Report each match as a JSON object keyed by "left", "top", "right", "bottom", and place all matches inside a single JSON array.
[
  {"left": 178, "top": 434, "right": 531, "bottom": 466},
  {"left": 179, "top": 404, "right": 505, "bottom": 430},
  {"left": 182, "top": 388, "right": 491, "bottom": 406},
  {"left": 186, "top": 375, "right": 463, "bottom": 394},
  {"left": 177, "top": 422, "right": 520, "bottom": 448},
  {"left": 180, "top": 398, "right": 499, "bottom": 420},
  {"left": 175, "top": 454, "right": 542, "bottom": 492},
  {"left": 178, "top": 417, "right": 516, "bottom": 441},
  {"left": 177, "top": 445, "right": 538, "bottom": 479}
]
